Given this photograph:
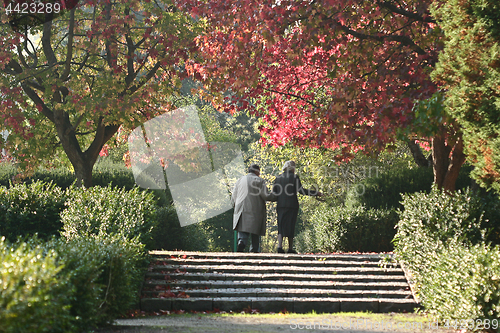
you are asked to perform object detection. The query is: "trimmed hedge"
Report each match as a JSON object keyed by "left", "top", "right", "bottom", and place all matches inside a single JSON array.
[
  {"left": 0, "top": 162, "right": 136, "bottom": 190},
  {"left": 394, "top": 186, "right": 500, "bottom": 324},
  {"left": 61, "top": 186, "right": 158, "bottom": 249},
  {"left": 0, "top": 181, "right": 66, "bottom": 242},
  {"left": 55, "top": 235, "right": 147, "bottom": 329},
  {"left": 296, "top": 205, "right": 399, "bottom": 253},
  {"left": 0, "top": 238, "right": 74, "bottom": 333},
  {"left": 152, "top": 206, "right": 208, "bottom": 251},
  {"left": 0, "top": 235, "right": 147, "bottom": 333},
  {"left": 345, "top": 164, "right": 473, "bottom": 210}
]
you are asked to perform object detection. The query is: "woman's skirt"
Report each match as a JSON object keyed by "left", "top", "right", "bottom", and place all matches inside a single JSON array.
[{"left": 277, "top": 207, "right": 299, "bottom": 237}]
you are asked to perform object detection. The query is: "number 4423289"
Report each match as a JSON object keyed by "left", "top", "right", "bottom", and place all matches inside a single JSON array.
[{"left": 4, "top": 1, "right": 62, "bottom": 15}]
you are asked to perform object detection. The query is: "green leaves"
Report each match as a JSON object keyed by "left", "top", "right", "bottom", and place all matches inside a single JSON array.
[
  {"left": 0, "top": 181, "right": 66, "bottom": 242},
  {"left": 394, "top": 186, "right": 500, "bottom": 322},
  {"left": 0, "top": 238, "right": 74, "bottom": 333},
  {"left": 431, "top": 0, "right": 500, "bottom": 194},
  {"left": 61, "top": 185, "right": 157, "bottom": 248}
]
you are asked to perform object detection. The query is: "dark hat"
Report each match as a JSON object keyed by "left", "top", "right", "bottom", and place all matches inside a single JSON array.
[{"left": 248, "top": 164, "right": 260, "bottom": 174}]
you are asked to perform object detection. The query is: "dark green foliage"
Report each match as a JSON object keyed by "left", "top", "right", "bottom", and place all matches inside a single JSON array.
[
  {"left": 0, "top": 161, "right": 137, "bottom": 190},
  {"left": 198, "top": 209, "right": 234, "bottom": 252},
  {"left": 394, "top": 186, "right": 500, "bottom": 322},
  {"left": 55, "top": 235, "right": 147, "bottom": 328},
  {"left": 0, "top": 238, "right": 74, "bottom": 333},
  {"left": 345, "top": 164, "right": 472, "bottom": 210},
  {"left": 61, "top": 186, "right": 157, "bottom": 249},
  {"left": 432, "top": 0, "right": 500, "bottom": 194},
  {"left": 0, "top": 236, "right": 147, "bottom": 332},
  {"left": 0, "top": 181, "right": 66, "bottom": 242},
  {"left": 92, "top": 161, "right": 137, "bottom": 189},
  {"left": 152, "top": 206, "right": 208, "bottom": 251},
  {"left": 297, "top": 205, "right": 399, "bottom": 253},
  {"left": 0, "top": 163, "right": 17, "bottom": 187}
]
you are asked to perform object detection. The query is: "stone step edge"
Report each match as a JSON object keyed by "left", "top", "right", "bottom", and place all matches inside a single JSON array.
[
  {"left": 140, "top": 297, "right": 419, "bottom": 314},
  {"left": 143, "top": 289, "right": 413, "bottom": 299},
  {"left": 151, "top": 265, "right": 404, "bottom": 275},
  {"left": 155, "top": 258, "right": 393, "bottom": 268},
  {"left": 145, "top": 272, "right": 408, "bottom": 282},
  {"left": 144, "top": 280, "right": 410, "bottom": 290},
  {"left": 151, "top": 251, "right": 389, "bottom": 262}
]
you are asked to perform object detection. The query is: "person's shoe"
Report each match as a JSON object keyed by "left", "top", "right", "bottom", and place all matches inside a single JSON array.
[
  {"left": 287, "top": 249, "right": 297, "bottom": 254},
  {"left": 277, "top": 247, "right": 285, "bottom": 253},
  {"left": 237, "top": 242, "right": 245, "bottom": 252}
]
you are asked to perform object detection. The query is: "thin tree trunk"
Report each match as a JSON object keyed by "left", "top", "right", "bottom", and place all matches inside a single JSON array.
[
  {"left": 73, "top": 160, "right": 94, "bottom": 187},
  {"left": 53, "top": 110, "right": 119, "bottom": 187},
  {"left": 442, "top": 136, "right": 466, "bottom": 192},
  {"left": 431, "top": 127, "right": 466, "bottom": 192},
  {"left": 408, "top": 139, "right": 431, "bottom": 167}
]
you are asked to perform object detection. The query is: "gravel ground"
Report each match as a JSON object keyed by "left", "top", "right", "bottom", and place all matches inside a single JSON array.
[{"left": 92, "top": 313, "right": 463, "bottom": 333}]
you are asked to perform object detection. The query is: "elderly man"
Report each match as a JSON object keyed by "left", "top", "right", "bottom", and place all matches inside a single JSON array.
[{"left": 231, "top": 164, "right": 276, "bottom": 253}]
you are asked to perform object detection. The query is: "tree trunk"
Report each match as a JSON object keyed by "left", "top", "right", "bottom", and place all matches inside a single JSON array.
[
  {"left": 408, "top": 139, "right": 431, "bottom": 167},
  {"left": 73, "top": 160, "right": 94, "bottom": 187},
  {"left": 53, "top": 109, "right": 119, "bottom": 187},
  {"left": 431, "top": 128, "right": 466, "bottom": 192}
]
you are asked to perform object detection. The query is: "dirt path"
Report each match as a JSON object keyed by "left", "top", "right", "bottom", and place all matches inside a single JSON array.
[{"left": 94, "top": 313, "right": 463, "bottom": 333}]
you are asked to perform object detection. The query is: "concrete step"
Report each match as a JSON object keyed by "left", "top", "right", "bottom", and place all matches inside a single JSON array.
[
  {"left": 149, "top": 265, "right": 404, "bottom": 276},
  {"left": 142, "top": 287, "right": 413, "bottom": 299},
  {"left": 140, "top": 251, "right": 418, "bottom": 314},
  {"left": 145, "top": 272, "right": 407, "bottom": 282},
  {"left": 154, "top": 257, "right": 392, "bottom": 268}
]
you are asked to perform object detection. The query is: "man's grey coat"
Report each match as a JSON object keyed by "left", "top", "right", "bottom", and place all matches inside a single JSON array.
[{"left": 231, "top": 173, "right": 275, "bottom": 236}]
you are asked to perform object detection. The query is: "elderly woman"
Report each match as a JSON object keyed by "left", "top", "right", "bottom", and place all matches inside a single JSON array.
[{"left": 272, "top": 161, "right": 322, "bottom": 254}]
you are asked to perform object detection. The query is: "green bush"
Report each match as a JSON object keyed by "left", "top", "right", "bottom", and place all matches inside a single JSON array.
[
  {"left": 296, "top": 205, "right": 399, "bottom": 253},
  {"left": 0, "top": 181, "right": 66, "bottom": 242},
  {"left": 394, "top": 186, "right": 500, "bottom": 324},
  {"left": 345, "top": 164, "right": 473, "bottom": 210},
  {"left": 0, "top": 235, "right": 148, "bottom": 333},
  {"left": 198, "top": 209, "right": 234, "bottom": 252},
  {"left": 152, "top": 206, "right": 209, "bottom": 251},
  {"left": 56, "top": 235, "right": 147, "bottom": 328},
  {"left": 92, "top": 162, "right": 136, "bottom": 189},
  {"left": 0, "top": 238, "right": 74, "bottom": 333},
  {"left": 0, "top": 162, "right": 16, "bottom": 187},
  {"left": 0, "top": 161, "right": 136, "bottom": 190},
  {"left": 61, "top": 186, "right": 157, "bottom": 249}
]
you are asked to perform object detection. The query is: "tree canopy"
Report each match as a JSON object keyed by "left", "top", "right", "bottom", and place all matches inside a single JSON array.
[
  {"left": 0, "top": 0, "right": 200, "bottom": 186},
  {"left": 431, "top": 0, "right": 500, "bottom": 193},
  {"left": 175, "top": 0, "right": 466, "bottom": 191}
]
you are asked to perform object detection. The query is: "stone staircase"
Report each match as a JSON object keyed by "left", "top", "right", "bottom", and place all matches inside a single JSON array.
[{"left": 140, "top": 251, "right": 419, "bottom": 314}]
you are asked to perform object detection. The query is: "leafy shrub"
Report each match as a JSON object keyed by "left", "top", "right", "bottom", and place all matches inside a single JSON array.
[
  {"left": 56, "top": 235, "right": 147, "bottom": 328},
  {"left": 0, "top": 161, "right": 136, "bottom": 190},
  {"left": 0, "top": 162, "right": 17, "bottom": 187},
  {"left": 296, "top": 204, "right": 399, "bottom": 253},
  {"left": 394, "top": 186, "right": 500, "bottom": 324},
  {"left": 0, "top": 181, "right": 66, "bottom": 242},
  {"left": 61, "top": 186, "right": 157, "bottom": 249},
  {"left": 152, "top": 206, "right": 208, "bottom": 251},
  {"left": 0, "top": 238, "right": 74, "bottom": 333},
  {"left": 198, "top": 209, "right": 234, "bottom": 252},
  {"left": 345, "top": 164, "right": 473, "bottom": 210},
  {"left": 28, "top": 168, "right": 76, "bottom": 189},
  {"left": 0, "top": 235, "right": 147, "bottom": 333},
  {"left": 92, "top": 162, "right": 136, "bottom": 189}
]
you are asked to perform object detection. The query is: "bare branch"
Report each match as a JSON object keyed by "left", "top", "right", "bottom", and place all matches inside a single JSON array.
[
  {"left": 42, "top": 17, "right": 57, "bottom": 65},
  {"left": 20, "top": 83, "right": 55, "bottom": 123},
  {"left": 126, "top": 62, "right": 162, "bottom": 96},
  {"left": 61, "top": 7, "right": 76, "bottom": 81},
  {"left": 378, "top": 1, "right": 436, "bottom": 23}
]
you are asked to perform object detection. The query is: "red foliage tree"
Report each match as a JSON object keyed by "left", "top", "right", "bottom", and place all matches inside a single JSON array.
[{"left": 176, "top": 0, "right": 466, "bottom": 191}]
